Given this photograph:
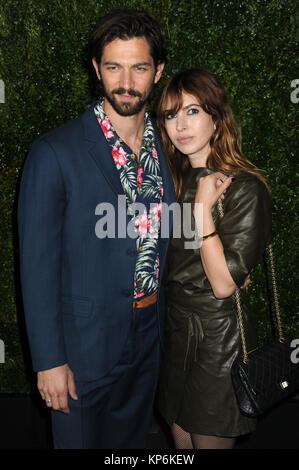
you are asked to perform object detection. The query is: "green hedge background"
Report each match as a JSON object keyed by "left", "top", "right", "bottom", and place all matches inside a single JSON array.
[{"left": 0, "top": 0, "right": 298, "bottom": 393}]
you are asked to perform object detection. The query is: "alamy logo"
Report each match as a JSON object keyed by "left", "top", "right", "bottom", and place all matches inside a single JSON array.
[
  {"left": 94, "top": 196, "right": 204, "bottom": 249},
  {"left": 0, "top": 339, "right": 4, "bottom": 363}
]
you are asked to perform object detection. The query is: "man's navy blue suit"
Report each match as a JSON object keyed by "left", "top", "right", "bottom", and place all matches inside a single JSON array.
[{"left": 18, "top": 102, "right": 175, "bottom": 447}]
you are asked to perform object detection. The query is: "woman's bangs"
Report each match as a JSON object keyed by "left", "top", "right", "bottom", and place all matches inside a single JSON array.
[{"left": 161, "top": 85, "right": 184, "bottom": 118}]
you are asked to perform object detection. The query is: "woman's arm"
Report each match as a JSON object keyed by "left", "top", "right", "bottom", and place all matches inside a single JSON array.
[
  {"left": 199, "top": 208, "right": 237, "bottom": 298},
  {"left": 194, "top": 172, "right": 272, "bottom": 299},
  {"left": 193, "top": 172, "right": 236, "bottom": 298}
]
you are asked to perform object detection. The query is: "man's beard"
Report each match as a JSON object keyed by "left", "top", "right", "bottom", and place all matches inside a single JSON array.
[{"left": 100, "top": 78, "right": 155, "bottom": 117}]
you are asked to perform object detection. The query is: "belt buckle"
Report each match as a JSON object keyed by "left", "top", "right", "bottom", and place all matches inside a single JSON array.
[{"left": 133, "top": 290, "right": 157, "bottom": 309}]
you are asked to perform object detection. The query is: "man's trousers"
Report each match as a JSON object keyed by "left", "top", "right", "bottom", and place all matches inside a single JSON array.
[{"left": 51, "top": 302, "right": 160, "bottom": 449}]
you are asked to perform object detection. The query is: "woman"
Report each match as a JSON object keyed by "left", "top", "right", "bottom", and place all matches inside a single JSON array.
[{"left": 157, "top": 68, "right": 272, "bottom": 449}]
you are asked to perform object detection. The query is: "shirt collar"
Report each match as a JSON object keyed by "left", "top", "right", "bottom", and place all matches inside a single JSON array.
[{"left": 95, "top": 97, "right": 153, "bottom": 144}]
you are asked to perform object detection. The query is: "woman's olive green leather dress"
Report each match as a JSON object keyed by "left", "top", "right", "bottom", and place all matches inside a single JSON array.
[{"left": 158, "top": 167, "right": 272, "bottom": 437}]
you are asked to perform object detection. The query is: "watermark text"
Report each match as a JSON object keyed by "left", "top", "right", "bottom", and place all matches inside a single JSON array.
[
  {"left": 290, "top": 79, "right": 299, "bottom": 103},
  {"left": 0, "top": 339, "right": 4, "bottom": 363},
  {"left": 95, "top": 197, "right": 203, "bottom": 249},
  {"left": 291, "top": 338, "right": 299, "bottom": 364},
  {"left": 0, "top": 80, "right": 4, "bottom": 103}
]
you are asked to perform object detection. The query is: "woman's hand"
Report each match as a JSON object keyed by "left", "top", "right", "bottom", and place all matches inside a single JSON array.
[{"left": 194, "top": 172, "right": 233, "bottom": 211}]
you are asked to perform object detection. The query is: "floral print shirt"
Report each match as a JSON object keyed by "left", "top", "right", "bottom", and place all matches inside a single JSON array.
[{"left": 94, "top": 99, "right": 164, "bottom": 299}]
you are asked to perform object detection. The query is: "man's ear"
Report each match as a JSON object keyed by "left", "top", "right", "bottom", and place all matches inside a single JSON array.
[
  {"left": 92, "top": 57, "right": 101, "bottom": 81},
  {"left": 154, "top": 62, "right": 165, "bottom": 84}
]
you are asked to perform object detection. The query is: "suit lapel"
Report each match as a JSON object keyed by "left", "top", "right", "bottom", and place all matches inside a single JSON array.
[
  {"left": 154, "top": 127, "right": 176, "bottom": 206},
  {"left": 81, "top": 103, "right": 124, "bottom": 196},
  {"left": 153, "top": 127, "right": 176, "bottom": 242},
  {"left": 81, "top": 103, "right": 175, "bottom": 211}
]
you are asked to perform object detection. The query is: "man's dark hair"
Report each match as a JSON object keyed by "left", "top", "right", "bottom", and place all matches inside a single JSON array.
[{"left": 86, "top": 9, "right": 167, "bottom": 68}]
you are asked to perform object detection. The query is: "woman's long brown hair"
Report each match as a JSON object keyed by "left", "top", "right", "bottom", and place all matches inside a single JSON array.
[{"left": 157, "top": 68, "right": 269, "bottom": 199}]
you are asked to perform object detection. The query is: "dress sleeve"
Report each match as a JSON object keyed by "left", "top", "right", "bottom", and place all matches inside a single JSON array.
[{"left": 217, "top": 175, "right": 272, "bottom": 288}]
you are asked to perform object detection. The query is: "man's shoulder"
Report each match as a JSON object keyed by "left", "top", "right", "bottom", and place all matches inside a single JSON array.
[
  {"left": 37, "top": 104, "right": 94, "bottom": 146},
  {"left": 32, "top": 102, "right": 99, "bottom": 151}
]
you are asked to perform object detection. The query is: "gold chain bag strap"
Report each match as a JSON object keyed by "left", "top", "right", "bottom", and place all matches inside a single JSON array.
[{"left": 217, "top": 198, "right": 299, "bottom": 417}]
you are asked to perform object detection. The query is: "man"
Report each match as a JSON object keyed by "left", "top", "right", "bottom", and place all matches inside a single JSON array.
[{"left": 18, "top": 9, "right": 175, "bottom": 449}]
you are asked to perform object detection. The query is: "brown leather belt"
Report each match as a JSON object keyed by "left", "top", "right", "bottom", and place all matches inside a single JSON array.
[{"left": 133, "top": 290, "right": 158, "bottom": 309}]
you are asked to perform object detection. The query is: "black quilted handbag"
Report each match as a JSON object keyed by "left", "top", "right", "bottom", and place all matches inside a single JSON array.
[
  {"left": 230, "top": 245, "right": 299, "bottom": 417},
  {"left": 215, "top": 199, "right": 299, "bottom": 418}
]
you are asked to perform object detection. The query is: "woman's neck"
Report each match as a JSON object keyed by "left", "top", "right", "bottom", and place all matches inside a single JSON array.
[{"left": 188, "top": 154, "right": 208, "bottom": 168}]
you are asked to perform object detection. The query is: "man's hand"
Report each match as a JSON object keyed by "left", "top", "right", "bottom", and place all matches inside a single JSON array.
[
  {"left": 37, "top": 363, "right": 78, "bottom": 414},
  {"left": 241, "top": 272, "right": 252, "bottom": 292}
]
